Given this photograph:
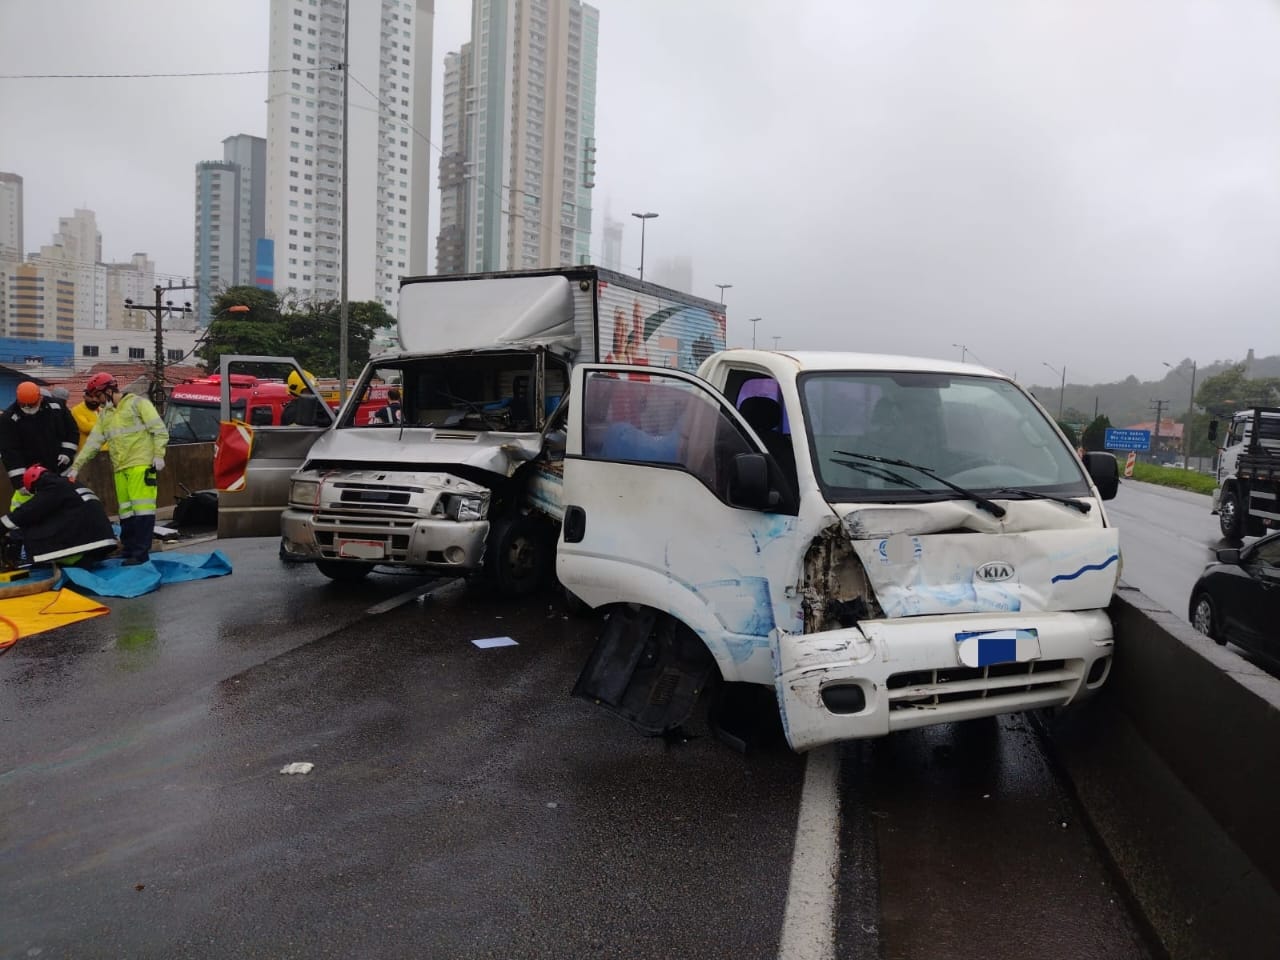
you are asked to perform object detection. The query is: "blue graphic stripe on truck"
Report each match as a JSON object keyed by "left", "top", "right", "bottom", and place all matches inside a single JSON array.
[{"left": 1051, "top": 554, "right": 1119, "bottom": 583}]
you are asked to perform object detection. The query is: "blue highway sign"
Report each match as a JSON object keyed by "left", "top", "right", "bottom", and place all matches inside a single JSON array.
[{"left": 1104, "top": 428, "right": 1151, "bottom": 451}]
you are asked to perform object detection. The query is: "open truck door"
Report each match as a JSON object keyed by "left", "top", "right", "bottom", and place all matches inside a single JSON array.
[
  {"left": 556, "top": 363, "right": 800, "bottom": 737},
  {"left": 216, "top": 355, "right": 335, "bottom": 538}
]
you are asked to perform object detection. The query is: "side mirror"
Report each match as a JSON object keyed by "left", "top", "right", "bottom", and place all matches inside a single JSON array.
[
  {"left": 1215, "top": 547, "right": 1241, "bottom": 565},
  {"left": 1207, "top": 420, "right": 1219, "bottom": 442},
  {"left": 728, "top": 452, "right": 778, "bottom": 511},
  {"left": 1083, "top": 451, "right": 1119, "bottom": 500}
]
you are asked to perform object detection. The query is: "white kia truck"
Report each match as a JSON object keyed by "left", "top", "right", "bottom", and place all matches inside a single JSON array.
[
  {"left": 215, "top": 267, "right": 726, "bottom": 591},
  {"left": 556, "top": 350, "right": 1122, "bottom": 751}
]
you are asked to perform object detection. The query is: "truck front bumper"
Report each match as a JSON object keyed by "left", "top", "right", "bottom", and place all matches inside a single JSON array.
[
  {"left": 281, "top": 508, "right": 489, "bottom": 570},
  {"left": 775, "top": 609, "right": 1113, "bottom": 751}
]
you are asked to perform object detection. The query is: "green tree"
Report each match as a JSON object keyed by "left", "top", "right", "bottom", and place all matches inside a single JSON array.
[
  {"left": 277, "top": 299, "right": 388, "bottom": 376},
  {"left": 198, "top": 286, "right": 286, "bottom": 374},
  {"left": 1056, "top": 420, "right": 1080, "bottom": 448},
  {"left": 1081, "top": 415, "right": 1112, "bottom": 451}
]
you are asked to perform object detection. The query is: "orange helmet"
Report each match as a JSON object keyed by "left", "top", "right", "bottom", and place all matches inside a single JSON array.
[{"left": 16, "top": 382, "right": 41, "bottom": 405}]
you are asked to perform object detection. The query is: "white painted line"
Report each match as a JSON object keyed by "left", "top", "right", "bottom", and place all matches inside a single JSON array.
[
  {"left": 364, "top": 578, "right": 454, "bottom": 616},
  {"left": 777, "top": 744, "right": 840, "bottom": 960}
]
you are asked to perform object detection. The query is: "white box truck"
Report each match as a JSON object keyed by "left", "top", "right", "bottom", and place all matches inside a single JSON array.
[{"left": 215, "top": 267, "right": 727, "bottom": 592}]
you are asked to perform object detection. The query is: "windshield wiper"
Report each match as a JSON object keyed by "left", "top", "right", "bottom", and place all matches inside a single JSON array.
[
  {"left": 832, "top": 450, "right": 1007, "bottom": 518},
  {"left": 993, "top": 488, "right": 1091, "bottom": 514},
  {"left": 828, "top": 457, "right": 925, "bottom": 491}
]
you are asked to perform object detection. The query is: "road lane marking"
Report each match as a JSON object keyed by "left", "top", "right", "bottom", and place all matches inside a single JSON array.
[
  {"left": 778, "top": 744, "right": 841, "bottom": 960},
  {"left": 364, "top": 578, "right": 457, "bottom": 615}
]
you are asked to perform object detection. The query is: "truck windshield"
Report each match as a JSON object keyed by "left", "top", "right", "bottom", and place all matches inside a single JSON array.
[
  {"left": 350, "top": 352, "right": 565, "bottom": 432},
  {"left": 163, "top": 400, "right": 238, "bottom": 444},
  {"left": 800, "top": 371, "right": 1090, "bottom": 501}
]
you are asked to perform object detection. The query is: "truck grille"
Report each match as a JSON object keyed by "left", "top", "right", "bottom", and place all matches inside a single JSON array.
[{"left": 885, "top": 659, "right": 1077, "bottom": 710}]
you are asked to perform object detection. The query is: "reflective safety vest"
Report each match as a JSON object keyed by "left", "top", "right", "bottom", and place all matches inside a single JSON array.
[{"left": 72, "top": 393, "right": 168, "bottom": 474}]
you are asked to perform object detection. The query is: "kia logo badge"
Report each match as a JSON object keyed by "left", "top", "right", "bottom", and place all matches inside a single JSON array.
[{"left": 976, "top": 562, "right": 1014, "bottom": 583}]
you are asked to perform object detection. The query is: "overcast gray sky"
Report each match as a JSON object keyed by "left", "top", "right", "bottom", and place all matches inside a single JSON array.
[{"left": 2, "top": 0, "right": 1278, "bottom": 387}]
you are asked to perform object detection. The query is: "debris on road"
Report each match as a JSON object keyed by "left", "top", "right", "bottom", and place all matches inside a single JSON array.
[{"left": 280, "top": 762, "right": 315, "bottom": 775}]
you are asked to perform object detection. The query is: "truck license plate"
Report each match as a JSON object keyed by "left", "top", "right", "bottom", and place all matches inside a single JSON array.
[
  {"left": 955, "top": 629, "right": 1040, "bottom": 668},
  {"left": 337, "top": 539, "right": 385, "bottom": 560}
]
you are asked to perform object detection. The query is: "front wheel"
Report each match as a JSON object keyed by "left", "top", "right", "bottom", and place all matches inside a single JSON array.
[
  {"left": 316, "top": 558, "right": 375, "bottom": 583},
  {"left": 1190, "top": 593, "right": 1223, "bottom": 644},
  {"left": 1219, "top": 489, "right": 1245, "bottom": 541},
  {"left": 486, "top": 515, "right": 552, "bottom": 597}
]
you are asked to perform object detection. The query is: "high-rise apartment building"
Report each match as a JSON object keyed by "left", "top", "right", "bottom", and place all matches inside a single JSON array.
[
  {"left": 437, "top": 0, "right": 599, "bottom": 274},
  {"left": 0, "top": 173, "right": 22, "bottom": 259},
  {"left": 264, "top": 0, "right": 433, "bottom": 314},
  {"left": 38, "top": 209, "right": 106, "bottom": 330},
  {"left": 601, "top": 210, "right": 622, "bottom": 272},
  {"left": 194, "top": 134, "right": 266, "bottom": 322}
]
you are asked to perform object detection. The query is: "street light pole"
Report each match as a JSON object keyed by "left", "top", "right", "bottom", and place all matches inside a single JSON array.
[
  {"left": 1042, "top": 361, "right": 1066, "bottom": 420},
  {"left": 748, "top": 317, "right": 761, "bottom": 349},
  {"left": 715, "top": 283, "right": 732, "bottom": 304},
  {"left": 772, "top": 336, "right": 781, "bottom": 350},
  {"left": 631, "top": 211, "right": 658, "bottom": 282},
  {"left": 1163, "top": 360, "right": 1198, "bottom": 468},
  {"left": 951, "top": 342, "right": 969, "bottom": 362}
]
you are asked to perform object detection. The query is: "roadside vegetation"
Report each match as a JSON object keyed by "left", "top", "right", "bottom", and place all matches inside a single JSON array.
[{"left": 1128, "top": 461, "right": 1217, "bottom": 495}]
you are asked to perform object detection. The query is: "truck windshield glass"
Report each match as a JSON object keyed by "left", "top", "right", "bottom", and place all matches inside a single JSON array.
[
  {"left": 800, "top": 371, "right": 1089, "bottom": 500},
  {"left": 349, "top": 352, "right": 566, "bottom": 431},
  {"left": 163, "top": 400, "right": 241, "bottom": 443}
]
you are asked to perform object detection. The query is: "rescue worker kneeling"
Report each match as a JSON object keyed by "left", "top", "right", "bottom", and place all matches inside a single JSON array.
[{"left": 1, "top": 465, "right": 118, "bottom": 567}]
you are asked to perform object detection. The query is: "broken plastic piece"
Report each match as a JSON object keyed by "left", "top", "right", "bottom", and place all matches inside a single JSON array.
[
  {"left": 473, "top": 636, "right": 518, "bottom": 649},
  {"left": 280, "top": 762, "right": 314, "bottom": 775}
]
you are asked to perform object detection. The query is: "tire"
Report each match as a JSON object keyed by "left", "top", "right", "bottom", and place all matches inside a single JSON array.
[
  {"left": 316, "top": 558, "right": 375, "bottom": 583},
  {"left": 1219, "top": 488, "right": 1245, "bottom": 540},
  {"left": 486, "top": 515, "right": 551, "bottom": 597},
  {"left": 1190, "top": 593, "right": 1224, "bottom": 645}
]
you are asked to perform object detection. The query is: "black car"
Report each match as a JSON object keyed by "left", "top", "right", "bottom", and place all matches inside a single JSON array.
[{"left": 1189, "top": 532, "right": 1280, "bottom": 660}]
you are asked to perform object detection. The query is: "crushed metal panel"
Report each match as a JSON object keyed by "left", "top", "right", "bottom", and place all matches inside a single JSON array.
[
  {"left": 802, "top": 523, "right": 880, "bottom": 632},
  {"left": 572, "top": 606, "right": 716, "bottom": 736},
  {"left": 397, "top": 276, "right": 577, "bottom": 354}
]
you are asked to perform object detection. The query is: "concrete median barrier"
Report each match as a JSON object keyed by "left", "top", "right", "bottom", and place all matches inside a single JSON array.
[{"left": 1042, "top": 582, "right": 1280, "bottom": 960}]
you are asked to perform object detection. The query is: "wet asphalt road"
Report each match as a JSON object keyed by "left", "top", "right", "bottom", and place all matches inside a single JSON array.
[{"left": 2, "top": 537, "right": 1156, "bottom": 959}]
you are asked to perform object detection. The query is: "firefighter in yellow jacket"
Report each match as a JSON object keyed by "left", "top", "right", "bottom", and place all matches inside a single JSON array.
[{"left": 68, "top": 373, "right": 169, "bottom": 565}]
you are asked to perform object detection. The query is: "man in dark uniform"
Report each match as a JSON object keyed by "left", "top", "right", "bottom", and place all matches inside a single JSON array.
[{"left": 0, "top": 381, "right": 78, "bottom": 490}]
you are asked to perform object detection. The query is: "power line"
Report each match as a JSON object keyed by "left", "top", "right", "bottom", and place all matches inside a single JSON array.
[{"left": 0, "top": 69, "right": 288, "bottom": 80}]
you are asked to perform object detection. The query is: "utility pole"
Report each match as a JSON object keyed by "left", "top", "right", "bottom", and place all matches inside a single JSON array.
[
  {"left": 124, "top": 281, "right": 195, "bottom": 412},
  {"left": 1150, "top": 399, "right": 1168, "bottom": 463},
  {"left": 338, "top": 0, "right": 351, "bottom": 403}
]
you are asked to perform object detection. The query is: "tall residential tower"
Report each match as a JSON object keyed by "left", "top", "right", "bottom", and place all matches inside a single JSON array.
[
  {"left": 264, "top": 0, "right": 433, "bottom": 314},
  {"left": 194, "top": 134, "right": 266, "bottom": 322},
  {"left": 437, "top": 0, "right": 599, "bottom": 274}
]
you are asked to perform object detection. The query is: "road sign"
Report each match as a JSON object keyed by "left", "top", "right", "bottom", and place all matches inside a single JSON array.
[
  {"left": 1124, "top": 451, "right": 1136, "bottom": 478},
  {"left": 1105, "top": 428, "right": 1152, "bottom": 451}
]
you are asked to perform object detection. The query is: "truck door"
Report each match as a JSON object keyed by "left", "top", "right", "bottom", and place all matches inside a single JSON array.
[
  {"left": 216, "top": 355, "right": 334, "bottom": 538},
  {"left": 557, "top": 364, "right": 801, "bottom": 733}
]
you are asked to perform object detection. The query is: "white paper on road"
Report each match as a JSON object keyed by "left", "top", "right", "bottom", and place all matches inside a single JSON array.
[
  {"left": 472, "top": 636, "right": 518, "bottom": 648},
  {"left": 280, "top": 762, "right": 315, "bottom": 775}
]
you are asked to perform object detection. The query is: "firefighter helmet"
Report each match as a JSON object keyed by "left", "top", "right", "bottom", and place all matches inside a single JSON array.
[
  {"left": 16, "top": 382, "right": 41, "bottom": 405},
  {"left": 23, "top": 464, "right": 47, "bottom": 491},
  {"left": 85, "top": 372, "right": 119, "bottom": 395},
  {"left": 287, "top": 369, "right": 317, "bottom": 397}
]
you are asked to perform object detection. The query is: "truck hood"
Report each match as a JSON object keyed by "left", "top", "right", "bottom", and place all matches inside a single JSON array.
[
  {"left": 397, "top": 275, "right": 581, "bottom": 355},
  {"left": 304, "top": 426, "right": 544, "bottom": 478},
  {"left": 833, "top": 501, "right": 1120, "bottom": 616}
]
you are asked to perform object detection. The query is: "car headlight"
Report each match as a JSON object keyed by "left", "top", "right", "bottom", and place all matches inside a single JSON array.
[
  {"left": 290, "top": 479, "right": 320, "bottom": 506},
  {"left": 443, "top": 493, "right": 489, "bottom": 521}
]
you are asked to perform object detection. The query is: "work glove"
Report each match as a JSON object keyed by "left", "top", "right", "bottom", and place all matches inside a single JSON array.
[
  {"left": 65, "top": 470, "right": 77, "bottom": 482},
  {"left": 57, "top": 454, "right": 70, "bottom": 468},
  {"left": 152, "top": 457, "right": 165, "bottom": 472}
]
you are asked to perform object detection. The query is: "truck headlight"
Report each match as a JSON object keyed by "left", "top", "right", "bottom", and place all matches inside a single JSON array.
[
  {"left": 443, "top": 493, "right": 489, "bottom": 521},
  {"left": 290, "top": 479, "right": 320, "bottom": 506}
]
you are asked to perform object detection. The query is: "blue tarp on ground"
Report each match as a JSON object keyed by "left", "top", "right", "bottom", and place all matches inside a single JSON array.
[{"left": 59, "top": 551, "right": 233, "bottom": 598}]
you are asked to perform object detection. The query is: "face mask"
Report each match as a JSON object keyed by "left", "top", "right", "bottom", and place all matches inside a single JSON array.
[{"left": 20, "top": 405, "right": 40, "bottom": 416}]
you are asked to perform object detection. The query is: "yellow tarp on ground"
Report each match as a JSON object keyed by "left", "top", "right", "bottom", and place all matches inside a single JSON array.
[{"left": 0, "top": 588, "right": 109, "bottom": 649}]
